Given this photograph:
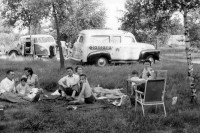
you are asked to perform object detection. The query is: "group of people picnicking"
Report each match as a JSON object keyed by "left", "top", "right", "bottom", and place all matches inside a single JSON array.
[
  {"left": 0, "top": 60, "right": 154, "bottom": 105},
  {"left": 0, "top": 67, "right": 42, "bottom": 103},
  {"left": 0, "top": 66, "right": 95, "bottom": 104}
]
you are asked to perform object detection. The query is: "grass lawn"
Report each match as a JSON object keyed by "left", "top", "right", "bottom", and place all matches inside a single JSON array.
[{"left": 0, "top": 58, "right": 200, "bottom": 133}]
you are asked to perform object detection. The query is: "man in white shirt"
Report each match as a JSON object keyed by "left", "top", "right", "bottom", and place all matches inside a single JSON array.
[
  {"left": 58, "top": 67, "right": 79, "bottom": 98},
  {"left": 0, "top": 70, "right": 26, "bottom": 103},
  {"left": 0, "top": 70, "right": 16, "bottom": 94}
]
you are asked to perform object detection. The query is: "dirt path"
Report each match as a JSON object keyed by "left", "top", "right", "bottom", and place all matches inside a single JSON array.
[{"left": 160, "top": 56, "right": 200, "bottom": 64}]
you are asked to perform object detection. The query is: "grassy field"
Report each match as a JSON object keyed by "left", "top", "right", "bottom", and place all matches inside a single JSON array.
[{"left": 0, "top": 58, "right": 200, "bottom": 133}]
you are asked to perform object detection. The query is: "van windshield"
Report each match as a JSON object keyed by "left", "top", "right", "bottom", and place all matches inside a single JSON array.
[
  {"left": 36, "top": 37, "right": 55, "bottom": 43},
  {"left": 124, "top": 36, "right": 136, "bottom": 44},
  {"left": 91, "top": 35, "right": 110, "bottom": 44}
]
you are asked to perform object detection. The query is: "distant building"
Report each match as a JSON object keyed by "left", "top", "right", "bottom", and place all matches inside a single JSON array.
[{"left": 167, "top": 35, "right": 185, "bottom": 48}]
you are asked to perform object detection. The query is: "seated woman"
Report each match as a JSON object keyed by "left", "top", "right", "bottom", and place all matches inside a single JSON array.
[
  {"left": 24, "top": 67, "right": 40, "bottom": 89},
  {"left": 75, "top": 65, "right": 83, "bottom": 76},
  {"left": 16, "top": 76, "right": 40, "bottom": 102},
  {"left": 23, "top": 67, "right": 44, "bottom": 96},
  {"left": 70, "top": 74, "right": 95, "bottom": 104}
]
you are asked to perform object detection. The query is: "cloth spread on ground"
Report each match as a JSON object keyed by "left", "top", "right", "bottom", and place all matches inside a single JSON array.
[
  {"left": 66, "top": 103, "right": 108, "bottom": 111},
  {"left": 0, "top": 88, "right": 41, "bottom": 103},
  {"left": 93, "top": 87, "right": 131, "bottom": 107},
  {"left": 0, "top": 92, "right": 28, "bottom": 103}
]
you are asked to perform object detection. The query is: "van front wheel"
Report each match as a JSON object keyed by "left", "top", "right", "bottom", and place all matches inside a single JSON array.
[
  {"left": 96, "top": 57, "right": 108, "bottom": 67},
  {"left": 146, "top": 55, "right": 155, "bottom": 64}
]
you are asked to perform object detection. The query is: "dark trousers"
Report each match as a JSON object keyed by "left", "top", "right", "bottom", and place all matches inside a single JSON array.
[
  {"left": 137, "top": 83, "right": 145, "bottom": 92},
  {"left": 59, "top": 84, "right": 80, "bottom": 96}
]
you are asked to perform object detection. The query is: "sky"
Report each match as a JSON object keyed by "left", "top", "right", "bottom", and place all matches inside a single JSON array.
[{"left": 101, "top": 0, "right": 126, "bottom": 29}]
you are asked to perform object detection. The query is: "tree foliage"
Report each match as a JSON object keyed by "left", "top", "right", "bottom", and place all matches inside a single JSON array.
[
  {"left": 1, "top": 0, "right": 106, "bottom": 68},
  {"left": 58, "top": 0, "right": 106, "bottom": 42}
]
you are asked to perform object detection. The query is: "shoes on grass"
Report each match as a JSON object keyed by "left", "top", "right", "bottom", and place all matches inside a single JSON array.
[
  {"left": 32, "top": 93, "right": 40, "bottom": 102},
  {"left": 51, "top": 90, "right": 61, "bottom": 96}
]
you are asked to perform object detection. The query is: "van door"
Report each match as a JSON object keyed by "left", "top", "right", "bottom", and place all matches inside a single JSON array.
[
  {"left": 110, "top": 36, "right": 122, "bottom": 60},
  {"left": 24, "top": 37, "right": 32, "bottom": 55}
]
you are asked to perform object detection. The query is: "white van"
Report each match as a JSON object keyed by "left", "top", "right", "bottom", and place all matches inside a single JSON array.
[{"left": 71, "top": 30, "right": 160, "bottom": 66}]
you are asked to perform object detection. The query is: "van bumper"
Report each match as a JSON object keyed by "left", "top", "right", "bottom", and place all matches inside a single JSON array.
[{"left": 70, "top": 57, "right": 83, "bottom": 64}]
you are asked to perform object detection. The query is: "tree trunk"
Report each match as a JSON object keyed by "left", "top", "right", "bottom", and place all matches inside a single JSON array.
[
  {"left": 52, "top": 2, "right": 65, "bottom": 69},
  {"left": 183, "top": 6, "right": 196, "bottom": 103}
]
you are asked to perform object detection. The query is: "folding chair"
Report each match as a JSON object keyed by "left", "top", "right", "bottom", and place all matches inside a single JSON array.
[{"left": 135, "top": 79, "right": 167, "bottom": 117}]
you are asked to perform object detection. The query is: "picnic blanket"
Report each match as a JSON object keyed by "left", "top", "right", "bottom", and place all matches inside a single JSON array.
[
  {"left": 67, "top": 103, "right": 108, "bottom": 111},
  {"left": 93, "top": 87, "right": 131, "bottom": 107},
  {"left": 0, "top": 92, "right": 28, "bottom": 103}
]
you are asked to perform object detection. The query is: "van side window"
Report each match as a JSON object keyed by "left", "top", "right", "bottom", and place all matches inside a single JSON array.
[
  {"left": 91, "top": 36, "right": 110, "bottom": 44},
  {"left": 112, "top": 36, "right": 121, "bottom": 43},
  {"left": 79, "top": 36, "right": 84, "bottom": 43},
  {"left": 124, "top": 36, "right": 136, "bottom": 44}
]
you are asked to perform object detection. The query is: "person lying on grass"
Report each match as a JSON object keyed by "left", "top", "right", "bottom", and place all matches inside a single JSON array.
[
  {"left": 69, "top": 74, "right": 96, "bottom": 104},
  {"left": 16, "top": 76, "right": 40, "bottom": 102}
]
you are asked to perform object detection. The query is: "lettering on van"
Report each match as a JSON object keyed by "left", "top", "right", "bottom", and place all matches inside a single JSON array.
[{"left": 89, "top": 46, "right": 112, "bottom": 50}]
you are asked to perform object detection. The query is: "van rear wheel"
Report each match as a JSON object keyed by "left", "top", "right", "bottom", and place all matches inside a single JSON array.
[
  {"left": 9, "top": 51, "right": 18, "bottom": 58},
  {"left": 96, "top": 57, "right": 108, "bottom": 67}
]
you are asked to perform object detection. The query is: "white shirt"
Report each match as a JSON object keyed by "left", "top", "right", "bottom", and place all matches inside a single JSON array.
[
  {"left": 0, "top": 77, "right": 15, "bottom": 94},
  {"left": 58, "top": 74, "right": 79, "bottom": 87},
  {"left": 130, "top": 77, "right": 146, "bottom": 86},
  {"left": 16, "top": 83, "right": 30, "bottom": 95}
]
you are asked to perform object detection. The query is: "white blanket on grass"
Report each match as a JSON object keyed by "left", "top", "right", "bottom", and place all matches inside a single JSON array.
[{"left": 92, "top": 87, "right": 131, "bottom": 107}]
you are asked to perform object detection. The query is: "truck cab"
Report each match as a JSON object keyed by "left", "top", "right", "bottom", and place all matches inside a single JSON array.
[{"left": 71, "top": 29, "right": 160, "bottom": 66}]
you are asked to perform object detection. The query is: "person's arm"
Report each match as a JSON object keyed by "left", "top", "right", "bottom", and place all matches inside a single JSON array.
[
  {"left": 77, "top": 83, "right": 86, "bottom": 101},
  {"left": 58, "top": 77, "right": 68, "bottom": 88},
  {"left": 15, "top": 84, "right": 20, "bottom": 94},
  {"left": 129, "top": 77, "right": 146, "bottom": 84},
  {"left": 35, "top": 75, "right": 40, "bottom": 88},
  {"left": 25, "top": 85, "right": 31, "bottom": 95},
  {"left": 71, "top": 75, "right": 79, "bottom": 86},
  {"left": 0, "top": 81, "right": 6, "bottom": 94}
]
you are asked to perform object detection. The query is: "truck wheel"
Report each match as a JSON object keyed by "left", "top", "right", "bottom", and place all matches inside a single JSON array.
[
  {"left": 96, "top": 57, "right": 108, "bottom": 67},
  {"left": 146, "top": 56, "right": 155, "bottom": 64},
  {"left": 9, "top": 51, "right": 18, "bottom": 58}
]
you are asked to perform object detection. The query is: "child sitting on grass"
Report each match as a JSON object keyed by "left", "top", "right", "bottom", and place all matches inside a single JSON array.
[
  {"left": 69, "top": 74, "right": 95, "bottom": 104},
  {"left": 16, "top": 76, "right": 40, "bottom": 102}
]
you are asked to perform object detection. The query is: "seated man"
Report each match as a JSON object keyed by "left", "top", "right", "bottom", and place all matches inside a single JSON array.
[
  {"left": 70, "top": 74, "right": 95, "bottom": 104},
  {"left": 58, "top": 67, "right": 80, "bottom": 98},
  {"left": 0, "top": 70, "right": 26, "bottom": 103}
]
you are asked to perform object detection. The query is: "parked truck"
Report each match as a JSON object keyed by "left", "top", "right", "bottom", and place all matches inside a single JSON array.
[
  {"left": 7, "top": 34, "right": 57, "bottom": 58},
  {"left": 71, "top": 29, "right": 160, "bottom": 66}
]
